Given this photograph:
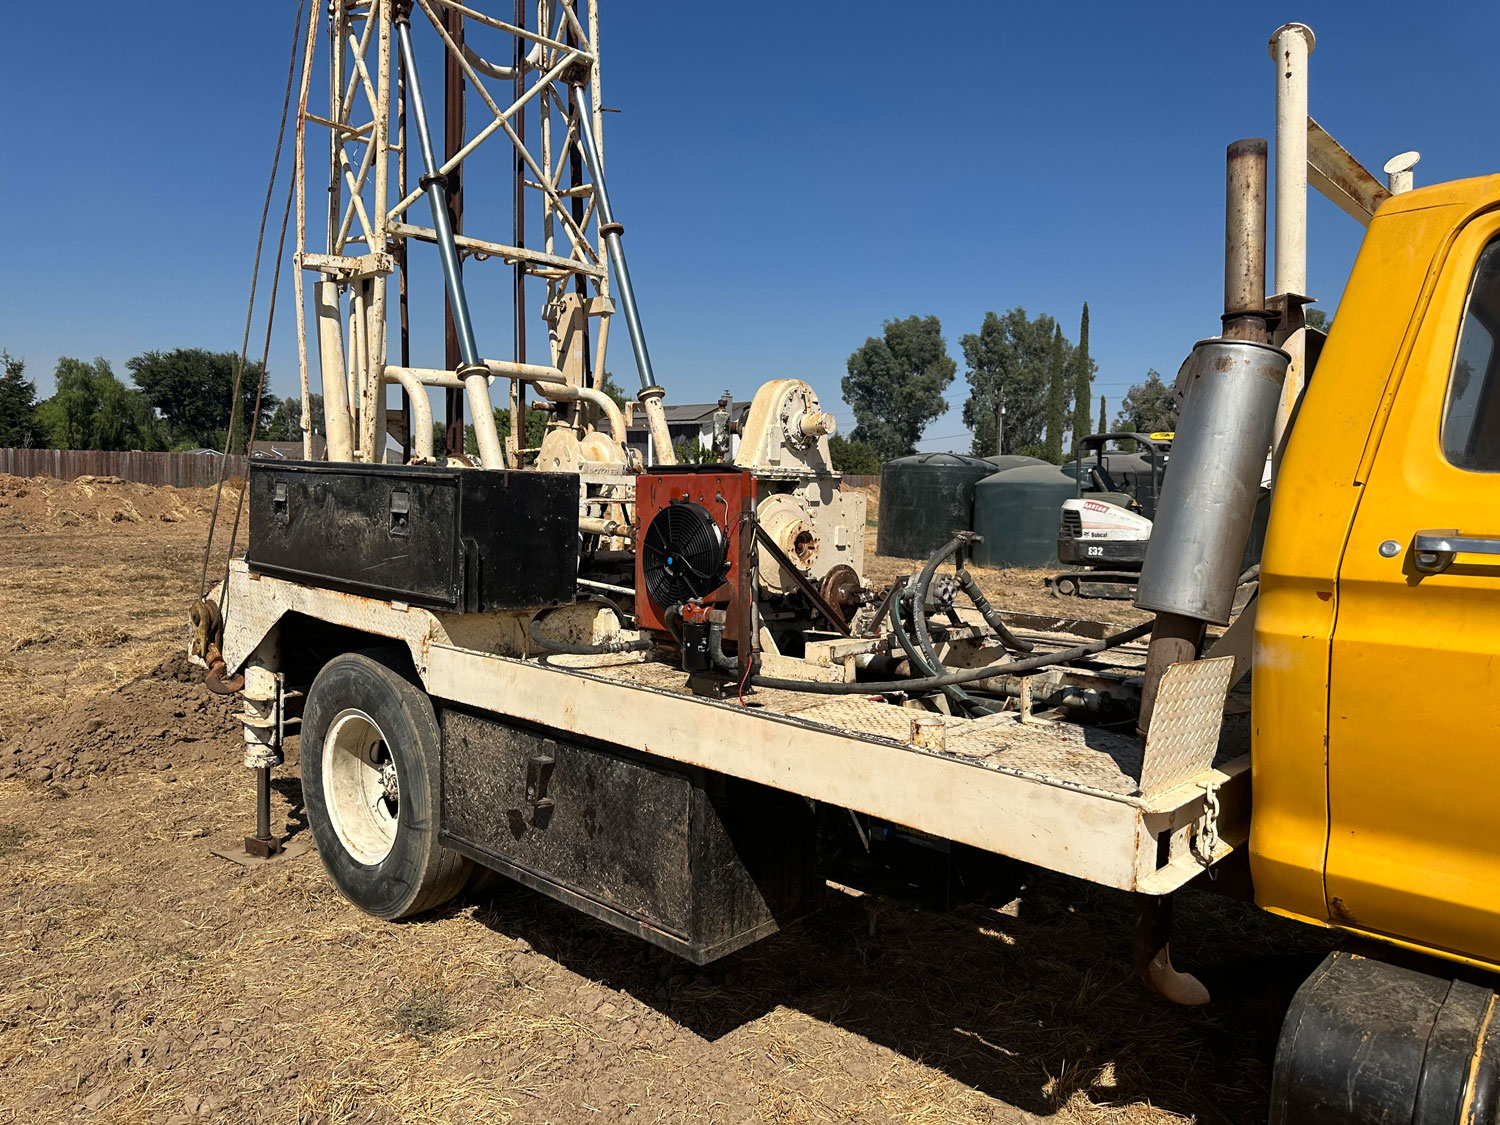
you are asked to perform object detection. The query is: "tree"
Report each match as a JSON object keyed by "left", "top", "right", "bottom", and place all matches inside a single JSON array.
[
  {"left": 828, "top": 434, "right": 881, "bottom": 475},
  {"left": 672, "top": 441, "right": 720, "bottom": 465},
  {"left": 597, "top": 371, "right": 628, "bottom": 409},
  {"left": 959, "top": 308, "right": 1059, "bottom": 458},
  {"left": 1116, "top": 369, "right": 1178, "bottom": 435},
  {"left": 1070, "top": 303, "right": 1097, "bottom": 448},
  {"left": 265, "top": 393, "right": 325, "bottom": 443},
  {"left": 1098, "top": 395, "right": 1107, "bottom": 434},
  {"left": 127, "top": 348, "right": 278, "bottom": 453},
  {"left": 1044, "top": 323, "right": 1070, "bottom": 463},
  {"left": 36, "top": 357, "right": 164, "bottom": 451},
  {"left": 0, "top": 351, "right": 41, "bottom": 447},
  {"left": 1304, "top": 307, "right": 1329, "bottom": 332},
  {"left": 435, "top": 408, "right": 550, "bottom": 462},
  {"left": 494, "top": 404, "right": 547, "bottom": 455},
  {"left": 842, "top": 315, "right": 955, "bottom": 460}
]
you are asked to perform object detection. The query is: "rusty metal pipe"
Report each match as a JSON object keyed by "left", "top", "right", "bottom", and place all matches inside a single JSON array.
[
  {"left": 205, "top": 661, "right": 245, "bottom": 695},
  {"left": 381, "top": 366, "right": 435, "bottom": 461},
  {"left": 442, "top": 3, "right": 467, "bottom": 457},
  {"left": 256, "top": 767, "right": 272, "bottom": 841},
  {"left": 314, "top": 280, "right": 356, "bottom": 462},
  {"left": 1138, "top": 137, "right": 1269, "bottom": 737},
  {"left": 1223, "top": 138, "right": 1269, "bottom": 342}
]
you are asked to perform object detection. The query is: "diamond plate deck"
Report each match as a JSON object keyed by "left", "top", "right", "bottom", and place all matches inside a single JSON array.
[{"left": 1138, "top": 656, "right": 1235, "bottom": 795}]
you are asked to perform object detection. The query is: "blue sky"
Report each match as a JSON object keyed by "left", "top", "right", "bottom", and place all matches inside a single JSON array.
[{"left": 2, "top": 2, "right": 1496, "bottom": 452}]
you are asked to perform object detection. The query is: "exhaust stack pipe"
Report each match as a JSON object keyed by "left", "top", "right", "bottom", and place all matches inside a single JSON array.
[{"left": 1135, "top": 139, "right": 1288, "bottom": 734}]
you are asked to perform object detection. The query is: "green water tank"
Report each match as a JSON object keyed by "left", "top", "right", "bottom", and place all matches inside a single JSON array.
[
  {"left": 984, "top": 454, "right": 1047, "bottom": 473},
  {"left": 876, "top": 453, "right": 994, "bottom": 559},
  {"left": 971, "top": 464, "right": 1078, "bottom": 568}
]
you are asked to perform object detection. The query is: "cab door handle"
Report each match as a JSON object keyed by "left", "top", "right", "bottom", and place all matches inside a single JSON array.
[{"left": 1411, "top": 529, "right": 1500, "bottom": 573}]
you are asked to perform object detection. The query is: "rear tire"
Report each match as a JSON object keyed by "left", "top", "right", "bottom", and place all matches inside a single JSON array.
[{"left": 302, "top": 651, "right": 472, "bottom": 919}]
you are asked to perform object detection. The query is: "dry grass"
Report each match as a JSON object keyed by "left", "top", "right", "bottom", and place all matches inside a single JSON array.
[
  {"left": 0, "top": 823, "right": 26, "bottom": 857},
  {"left": 391, "top": 981, "right": 460, "bottom": 1040}
]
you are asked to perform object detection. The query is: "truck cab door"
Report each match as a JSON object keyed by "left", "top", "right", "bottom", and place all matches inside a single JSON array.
[{"left": 1328, "top": 212, "right": 1500, "bottom": 964}]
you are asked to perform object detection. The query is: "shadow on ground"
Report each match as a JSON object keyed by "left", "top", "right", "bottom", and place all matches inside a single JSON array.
[{"left": 454, "top": 863, "right": 1332, "bottom": 1122}]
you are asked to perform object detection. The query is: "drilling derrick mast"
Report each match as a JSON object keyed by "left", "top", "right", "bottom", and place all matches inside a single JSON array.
[{"left": 293, "top": 0, "right": 671, "bottom": 496}]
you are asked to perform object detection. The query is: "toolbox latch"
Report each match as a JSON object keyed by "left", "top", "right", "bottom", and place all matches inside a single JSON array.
[
  {"left": 388, "top": 488, "right": 410, "bottom": 538},
  {"left": 526, "top": 747, "right": 556, "bottom": 827}
]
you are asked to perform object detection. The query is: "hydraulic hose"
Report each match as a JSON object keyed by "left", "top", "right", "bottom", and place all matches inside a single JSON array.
[
  {"left": 886, "top": 579, "right": 933, "bottom": 677},
  {"left": 956, "top": 567, "right": 1034, "bottom": 652},
  {"left": 750, "top": 620, "right": 1153, "bottom": 696},
  {"left": 529, "top": 603, "right": 654, "bottom": 656},
  {"left": 884, "top": 576, "right": 997, "bottom": 713},
  {"left": 707, "top": 623, "right": 741, "bottom": 676},
  {"left": 910, "top": 539, "right": 993, "bottom": 717}
]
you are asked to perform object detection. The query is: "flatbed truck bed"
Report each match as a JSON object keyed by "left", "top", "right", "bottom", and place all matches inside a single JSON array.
[{"left": 223, "top": 562, "right": 1245, "bottom": 904}]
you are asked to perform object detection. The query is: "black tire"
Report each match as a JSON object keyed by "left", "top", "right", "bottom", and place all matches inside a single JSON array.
[{"left": 301, "top": 651, "right": 471, "bottom": 920}]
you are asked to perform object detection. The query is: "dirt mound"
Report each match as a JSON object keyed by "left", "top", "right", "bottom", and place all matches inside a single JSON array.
[
  {"left": 843, "top": 475, "right": 878, "bottom": 509},
  {"left": 0, "top": 474, "right": 238, "bottom": 531},
  {"left": 2, "top": 652, "right": 239, "bottom": 791}
]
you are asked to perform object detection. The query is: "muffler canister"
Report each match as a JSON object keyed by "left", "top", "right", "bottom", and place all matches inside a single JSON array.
[{"left": 1134, "top": 337, "right": 1289, "bottom": 624}]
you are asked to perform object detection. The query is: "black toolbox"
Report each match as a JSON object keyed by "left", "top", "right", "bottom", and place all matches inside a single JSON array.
[
  {"left": 440, "top": 705, "right": 821, "bottom": 963},
  {"left": 246, "top": 461, "right": 578, "bottom": 612}
]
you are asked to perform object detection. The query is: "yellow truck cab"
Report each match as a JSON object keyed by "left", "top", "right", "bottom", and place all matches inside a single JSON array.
[{"left": 1257, "top": 175, "right": 1500, "bottom": 1121}]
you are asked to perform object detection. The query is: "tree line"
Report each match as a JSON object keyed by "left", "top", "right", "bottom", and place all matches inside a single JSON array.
[
  {"left": 0, "top": 329, "right": 1190, "bottom": 470},
  {"left": 0, "top": 348, "right": 320, "bottom": 454},
  {"left": 832, "top": 307, "right": 1181, "bottom": 471}
]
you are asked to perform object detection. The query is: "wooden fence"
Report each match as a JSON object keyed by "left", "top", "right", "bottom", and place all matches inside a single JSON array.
[
  {"left": 0, "top": 449, "right": 247, "bottom": 489},
  {"left": 0, "top": 448, "right": 877, "bottom": 491}
]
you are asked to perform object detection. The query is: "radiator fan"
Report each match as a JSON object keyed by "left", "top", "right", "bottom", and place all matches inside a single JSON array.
[{"left": 641, "top": 499, "right": 729, "bottom": 609}]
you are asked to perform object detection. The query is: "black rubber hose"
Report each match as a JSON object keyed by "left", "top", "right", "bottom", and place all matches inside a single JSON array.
[
  {"left": 886, "top": 577, "right": 993, "bottom": 713},
  {"left": 956, "top": 567, "right": 1034, "bottom": 653},
  {"left": 886, "top": 579, "right": 933, "bottom": 674},
  {"left": 529, "top": 608, "right": 654, "bottom": 656},
  {"left": 750, "top": 620, "right": 1153, "bottom": 696},
  {"left": 707, "top": 623, "right": 740, "bottom": 675},
  {"left": 910, "top": 539, "right": 992, "bottom": 717}
]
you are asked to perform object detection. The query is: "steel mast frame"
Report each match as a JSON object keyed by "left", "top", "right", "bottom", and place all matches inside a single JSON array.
[{"left": 292, "top": 0, "right": 627, "bottom": 469}]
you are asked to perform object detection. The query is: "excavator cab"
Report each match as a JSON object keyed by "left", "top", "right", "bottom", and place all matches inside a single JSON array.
[{"left": 1050, "top": 432, "right": 1167, "bottom": 598}]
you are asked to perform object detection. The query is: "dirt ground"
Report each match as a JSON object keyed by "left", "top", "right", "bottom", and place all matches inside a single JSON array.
[{"left": 0, "top": 476, "right": 1330, "bottom": 1124}]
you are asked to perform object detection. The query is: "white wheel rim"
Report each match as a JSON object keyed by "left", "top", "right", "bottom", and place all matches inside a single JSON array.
[{"left": 322, "top": 708, "right": 399, "bottom": 865}]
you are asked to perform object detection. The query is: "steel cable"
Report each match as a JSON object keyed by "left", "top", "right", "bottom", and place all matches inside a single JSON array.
[{"left": 198, "top": 0, "right": 310, "bottom": 598}]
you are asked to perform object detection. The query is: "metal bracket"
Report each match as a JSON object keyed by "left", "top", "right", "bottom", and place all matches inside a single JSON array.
[
  {"left": 754, "top": 524, "right": 852, "bottom": 636},
  {"left": 526, "top": 747, "right": 556, "bottom": 827}
]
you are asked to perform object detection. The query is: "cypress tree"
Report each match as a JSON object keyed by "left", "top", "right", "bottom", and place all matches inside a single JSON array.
[
  {"left": 1098, "top": 394, "right": 1107, "bottom": 434},
  {"left": 1044, "top": 324, "right": 1068, "bottom": 463},
  {"left": 1070, "top": 303, "right": 1095, "bottom": 448}
]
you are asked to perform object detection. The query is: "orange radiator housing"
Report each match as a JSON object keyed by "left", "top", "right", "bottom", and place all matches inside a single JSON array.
[{"left": 633, "top": 467, "right": 754, "bottom": 650}]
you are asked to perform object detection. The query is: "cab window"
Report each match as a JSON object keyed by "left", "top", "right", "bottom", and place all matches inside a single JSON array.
[{"left": 1442, "top": 238, "right": 1500, "bottom": 470}]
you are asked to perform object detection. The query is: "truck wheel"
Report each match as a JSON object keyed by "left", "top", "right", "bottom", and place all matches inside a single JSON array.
[{"left": 301, "top": 651, "right": 472, "bottom": 919}]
